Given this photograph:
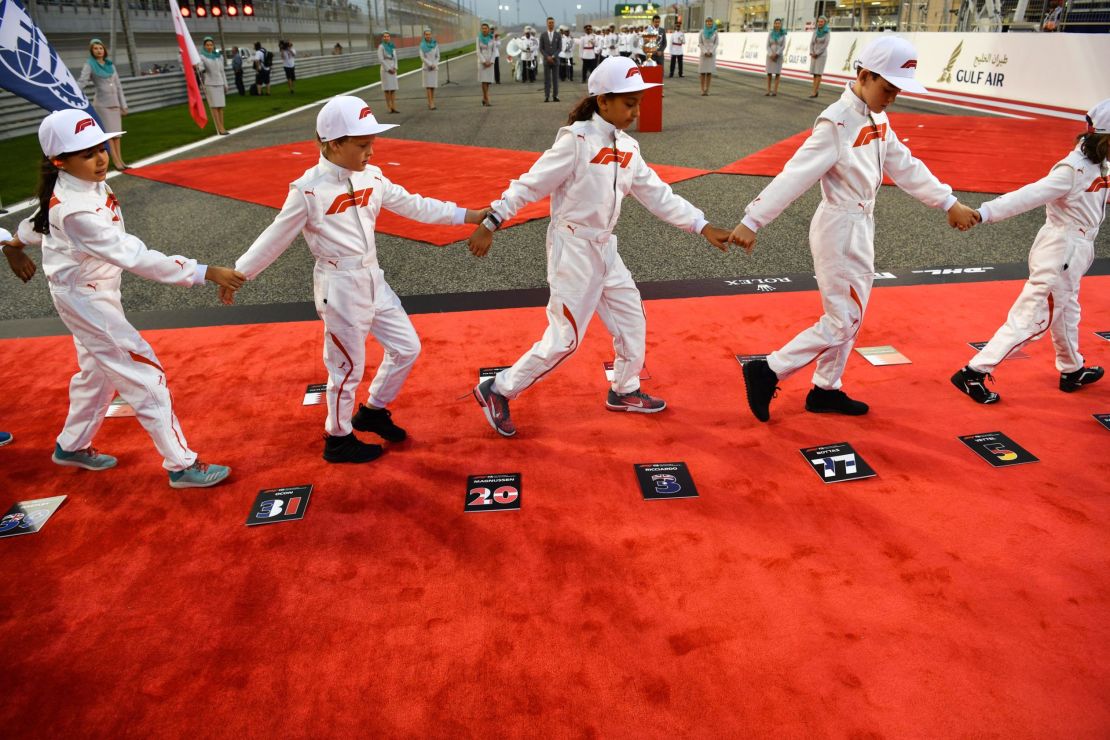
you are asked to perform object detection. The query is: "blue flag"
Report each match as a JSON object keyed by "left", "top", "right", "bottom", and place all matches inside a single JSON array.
[{"left": 0, "top": 0, "right": 92, "bottom": 117}]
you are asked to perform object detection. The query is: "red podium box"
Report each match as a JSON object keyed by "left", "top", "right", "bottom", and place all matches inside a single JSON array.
[{"left": 637, "top": 65, "right": 663, "bottom": 133}]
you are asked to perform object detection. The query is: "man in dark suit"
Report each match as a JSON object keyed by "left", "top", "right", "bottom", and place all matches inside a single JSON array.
[
  {"left": 540, "top": 16, "right": 561, "bottom": 102},
  {"left": 650, "top": 14, "right": 666, "bottom": 66}
]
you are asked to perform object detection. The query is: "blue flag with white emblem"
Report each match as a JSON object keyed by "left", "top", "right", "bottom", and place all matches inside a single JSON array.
[{"left": 0, "top": 0, "right": 92, "bottom": 116}]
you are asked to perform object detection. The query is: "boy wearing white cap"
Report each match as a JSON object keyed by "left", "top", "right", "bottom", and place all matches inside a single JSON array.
[
  {"left": 468, "top": 57, "right": 732, "bottom": 437},
  {"left": 951, "top": 99, "right": 1110, "bottom": 403},
  {"left": 13, "top": 110, "right": 242, "bottom": 486},
  {"left": 229, "top": 96, "right": 487, "bottom": 463},
  {"left": 730, "top": 36, "right": 980, "bottom": 422}
]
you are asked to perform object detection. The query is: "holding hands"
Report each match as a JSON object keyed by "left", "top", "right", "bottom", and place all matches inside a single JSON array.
[
  {"left": 726, "top": 223, "right": 758, "bottom": 254},
  {"left": 205, "top": 265, "right": 246, "bottom": 305},
  {"left": 701, "top": 224, "right": 732, "bottom": 252},
  {"left": 948, "top": 202, "right": 981, "bottom": 231}
]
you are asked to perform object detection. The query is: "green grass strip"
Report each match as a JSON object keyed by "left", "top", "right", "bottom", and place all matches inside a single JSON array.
[{"left": 1, "top": 45, "right": 473, "bottom": 208}]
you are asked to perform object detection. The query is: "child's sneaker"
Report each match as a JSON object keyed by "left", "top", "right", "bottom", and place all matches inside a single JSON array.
[
  {"left": 351, "top": 404, "right": 407, "bottom": 442},
  {"left": 742, "top": 359, "right": 779, "bottom": 422},
  {"left": 805, "top": 386, "right": 870, "bottom": 415},
  {"left": 0, "top": 432, "right": 12, "bottom": 447},
  {"left": 52, "top": 443, "right": 118, "bottom": 471},
  {"left": 168, "top": 461, "right": 231, "bottom": 488},
  {"left": 605, "top": 388, "right": 666, "bottom": 413},
  {"left": 951, "top": 366, "right": 1000, "bottom": 404},
  {"left": 473, "top": 378, "right": 515, "bottom": 437},
  {"left": 322, "top": 433, "right": 383, "bottom": 463},
  {"left": 1059, "top": 365, "right": 1103, "bottom": 393}
]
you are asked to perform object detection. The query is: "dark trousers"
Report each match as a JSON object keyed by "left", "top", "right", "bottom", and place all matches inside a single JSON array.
[
  {"left": 669, "top": 54, "right": 684, "bottom": 77},
  {"left": 559, "top": 58, "right": 573, "bottom": 80},
  {"left": 543, "top": 58, "right": 558, "bottom": 99},
  {"left": 581, "top": 56, "right": 597, "bottom": 82},
  {"left": 494, "top": 57, "right": 500, "bottom": 83},
  {"left": 233, "top": 68, "right": 245, "bottom": 95},
  {"left": 652, "top": 52, "right": 664, "bottom": 66}
]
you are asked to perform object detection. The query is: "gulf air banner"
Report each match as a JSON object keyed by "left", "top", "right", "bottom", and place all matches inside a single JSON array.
[
  {"left": 0, "top": 0, "right": 92, "bottom": 116},
  {"left": 682, "top": 31, "right": 1110, "bottom": 119}
]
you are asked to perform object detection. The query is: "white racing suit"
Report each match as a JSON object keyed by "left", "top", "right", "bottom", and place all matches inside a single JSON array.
[
  {"left": 742, "top": 83, "right": 957, "bottom": 390},
  {"left": 487, "top": 113, "right": 708, "bottom": 399},
  {"left": 19, "top": 171, "right": 207, "bottom": 470},
  {"left": 236, "top": 156, "right": 465, "bottom": 437},
  {"left": 969, "top": 148, "right": 1109, "bottom": 374}
]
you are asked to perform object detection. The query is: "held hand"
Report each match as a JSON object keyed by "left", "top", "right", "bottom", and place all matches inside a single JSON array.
[
  {"left": 2, "top": 243, "right": 36, "bottom": 282},
  {"left": 468, "top": 225, "right": 494, "bottom": 257},
  {"left": 464, "top": 207, "right": 491, "bottom": 225},
  {"left": 205, "top": 266, "right": 247, "bottom": 290},
  {"left": 727, "top": 223, "right": 757, "bottom": 254},
  {"left": 947, "top": 202, "right": 980, "bottom": 231},
  {"left": 218, "top": 285, "right": 237, "bottom": 305},
  {"left": 121, "top": 108, "right": 128, "bottom": 116},
  {"left": 700, "top": 224, "right": 731, "bottom": 252}
]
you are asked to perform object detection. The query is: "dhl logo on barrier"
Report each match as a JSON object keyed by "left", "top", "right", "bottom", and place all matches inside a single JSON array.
[
  {"left": 852, "top": 122, "right": 887, "bottom": 148},
  {"left": 590, "top": 148, "right": 633, "bottom": 168},
  {"left": 326, "top": 188, "right": 374, "bottom": 215}
]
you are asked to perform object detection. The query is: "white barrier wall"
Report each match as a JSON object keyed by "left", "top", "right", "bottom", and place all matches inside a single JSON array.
[{"left": 682, "top": 31, "right": 1110, "bottom": 119}]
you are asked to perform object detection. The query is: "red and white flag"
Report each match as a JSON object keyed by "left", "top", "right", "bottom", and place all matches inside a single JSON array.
[{"left": 167, "top": 0, "right": 207, "bottom": 128}]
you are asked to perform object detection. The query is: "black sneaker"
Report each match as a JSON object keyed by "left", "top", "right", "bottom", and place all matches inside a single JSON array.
[
  {"left": 805, "top": 387, "right": 869, "bottom": 415},
  {"left": 473, "top": 378, "right": 516, "bottom": 437},
  {"left": 742, "top": 359, "right": 779, "bottom": 422},
  {"left": 951, "top": 366, "right": 1000, "bottom": 404},
  {"left": 1060, "top": 365, "right": 1103, "bottom": 393},
  {"left": 322, "top": 433, "right": 384, "bottom": 463},
  {"left": 351, "top": 404, "right": 407, "bottom": 442}
]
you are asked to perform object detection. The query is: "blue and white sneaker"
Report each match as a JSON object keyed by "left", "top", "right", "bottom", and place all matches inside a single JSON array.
[
  {"left": 169, "top": 461, "right": 231, "bottom": 489},
  {"left": 0, "top": 432, "right": 12, "bottom": 447},
  {"left": 52, "top": 443, "right": 118, "bottom": 470}
]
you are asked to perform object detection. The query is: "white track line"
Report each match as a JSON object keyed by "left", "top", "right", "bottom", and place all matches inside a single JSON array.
[{"left": 3, "top": 52, "right": 475, "bottom": 216}]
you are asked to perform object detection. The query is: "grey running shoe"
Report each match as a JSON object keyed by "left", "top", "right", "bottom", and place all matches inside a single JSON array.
[{"left": 605, "top": 388, "right": 666, "bottom": 413}]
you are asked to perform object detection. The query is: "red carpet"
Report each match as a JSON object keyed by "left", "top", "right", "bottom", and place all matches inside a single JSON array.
[
  {"left": 131, "top": 138, "right": 710, "bottom": 246},
  {"left": 1, "top": 279, "right": 1108, "bottom": 736},
  {"left": 717, "top": 114, "right": 1081, "bottom": 194}
]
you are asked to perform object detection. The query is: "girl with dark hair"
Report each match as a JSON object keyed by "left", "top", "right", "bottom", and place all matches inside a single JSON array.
[
  {"left": 12, "top": 110, "right": 243, "bottom": 487},
  {"left": 952, "top": 99, "right": 1110, "bottom": 403},
  {"left": 468, "top": 57, "right": 732, "bottom": 438},
  {"left": 766, "top": 19, "right": 786, "bottom": 97}
]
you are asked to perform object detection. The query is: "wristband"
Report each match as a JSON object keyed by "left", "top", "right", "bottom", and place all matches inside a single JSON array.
[{"left": 482, "top": 213, "right": 502, "bottom": 232}]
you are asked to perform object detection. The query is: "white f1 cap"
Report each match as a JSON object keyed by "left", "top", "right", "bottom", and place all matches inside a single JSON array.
[
  {"left": 854, "top": 36, "right": 927, "bottom": 94},
  {"left": 588, "top": 56, "right": 662, "bottom": 96},
  {"left": 316, "top": 95, "right": 398, "bottom": 142},
  {"left": 1087, "top": 98, "right": 1110, "bottom": 134},
  {"left": 38, "top": 109, "right": 124, "bottom": 158}
]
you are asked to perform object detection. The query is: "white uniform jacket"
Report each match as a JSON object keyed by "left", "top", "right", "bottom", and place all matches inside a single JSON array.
[
  {"left": 669, "top": 30, "right": 685, "bottom": 54},
  {"left": 23, "top": 171, "right": 205, "bottom": 290},
  {"left": 236, "top": 156, "right": 465, "bottom": 291},
  {"left": 979, "top": 147, "right": 1109, "bottom": 237},
  {"left": 580, "top": 33, "right": 597, "bottom": 60},
  {"left": 742, "top": 83, "right": 956, "bottom": 231},
  {"left": 489, "top": 113, "right": 708, "bottom": 239}
]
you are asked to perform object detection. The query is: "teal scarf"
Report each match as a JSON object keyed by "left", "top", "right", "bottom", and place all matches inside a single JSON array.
[
  {"left": 770, "top": 22, "right": 786, "bottom": 41},
  {"left": 201, "top": 37, "right": 221, "bottom": 60},
  {"left": 815, "top": 17, "right": 830, "bottom": 37},
  {"left": 479, "top": 31, "right": 492, "bottom": 45},
  {"left": 702, "top": 21, "right": 716, "bottom": 39},
  {"left": 381, "top": 38, "right": 396, "bottom": 57},
  {"left": 87, "top": 38, "right": 115, "bottom": 78},
  {"left": 420, "top": 36, "right": 437, "bottom": 53}
]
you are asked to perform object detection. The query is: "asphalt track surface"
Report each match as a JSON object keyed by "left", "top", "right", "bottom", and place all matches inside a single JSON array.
[{"left": 2, "top": 54, "right": 1107, "bottom": 324}]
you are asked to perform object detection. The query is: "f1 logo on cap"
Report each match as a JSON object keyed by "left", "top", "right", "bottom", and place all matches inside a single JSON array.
[
  {"left": 625, "top": 67, "right": 641, "bottom": 78},
  {"left": 74, "top": 118, "right": 96, "bottom": 134},
  {"left": 900, "top": 59, "right": 917, "bottom": 69},
  {"left": 359, "top": 107, "right": 373, "bottom": 119}
]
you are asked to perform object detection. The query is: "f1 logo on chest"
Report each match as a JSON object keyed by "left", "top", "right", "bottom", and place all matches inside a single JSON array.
[
  {"left": 590, "top": 148, "right": 633, "bottom": 168},
  {"left": 852, "top": 122, "right": 888, "bottom": 148},
  {"left": 325, "top": 188, "right": 374, "bottom": 215}
]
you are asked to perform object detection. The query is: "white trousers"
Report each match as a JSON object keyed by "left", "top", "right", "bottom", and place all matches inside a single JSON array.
[
  {"left": 314, "top": 264, "right": 420, "bottom": 436},
  {"left": 768, "top": 205, "right": 875, "bottom": 390},
  {"left": 970, "top": 225, "right": 1094, "bottom": 374},
  {"left": 494, "top": 226, "right": 647, "bottom": 399},
  {"left": 51, "top": 285, "right": 197, "bottom": 471}
]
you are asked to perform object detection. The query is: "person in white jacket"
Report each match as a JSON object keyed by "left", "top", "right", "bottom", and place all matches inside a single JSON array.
[
  {"left": 579, "top": 24, "right": 597, "bottom": 82},
  {"left": 951, "top": 99, "right": 1110, "bottom": 403},
  {"left": 14, "top": 110, "right": 243, "bottom": 487},
  {"left": 668, "top": 18, "right": 685, "bottom": 78},
  {"left": 226, "top": 96, "right": 487, "bottom": 463},
  {"left": 467, "top": 57, "right": 733, "bottom": 437},
  {"left": 729, "top": 37, "right": 980, "bottom": 422}
]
